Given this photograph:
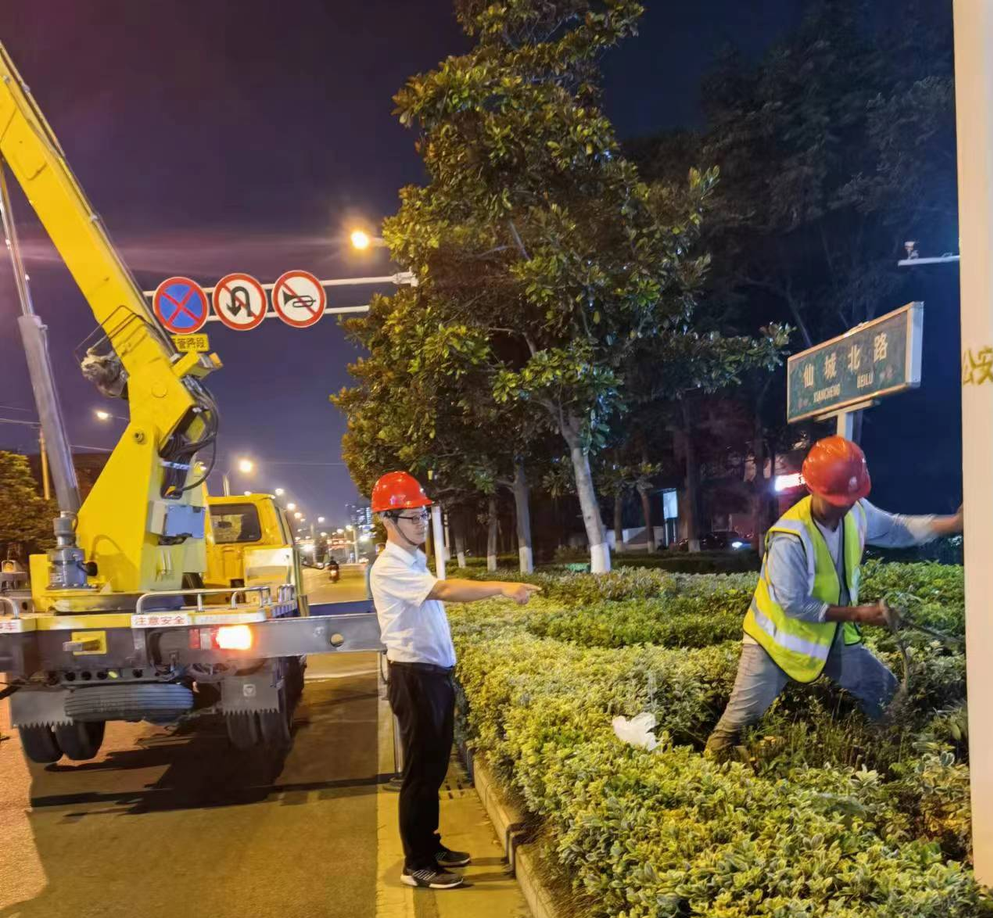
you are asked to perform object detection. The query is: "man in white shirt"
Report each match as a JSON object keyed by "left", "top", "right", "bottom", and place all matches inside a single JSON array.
[{"left": 369, "top": 471, "right": 540, "bottom": 890}]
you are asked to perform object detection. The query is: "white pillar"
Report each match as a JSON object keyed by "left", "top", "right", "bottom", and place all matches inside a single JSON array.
[
  {"left": 836, "top": 411, "right": 853, "bottom": 440},
  {"left": 954, "top": 0, "right": 993, "bottom": 883},
  {"left": 431, "top": 505, "right": 446, "bottom": 580}
]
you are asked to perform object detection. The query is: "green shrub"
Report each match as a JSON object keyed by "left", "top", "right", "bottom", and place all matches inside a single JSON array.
[{"left": 446, "top": 560, "right": 987, "bottom": 917}]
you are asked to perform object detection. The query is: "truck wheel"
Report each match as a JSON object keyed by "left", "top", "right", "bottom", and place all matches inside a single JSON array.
[
  {"left": 54, "top": 721, "right": 106, "bottom": 761},
  {"left": 226, "top": 712, "right": 260, "bottom": 750},
  {"left": 19, "top": 725, "right": 62, "bottom": 764},
  {"left": 286, "top": 657, "right": 305, "bottom": 704},
  {"left": 258, "top": 683, "right": 292, "bottom": 750}
]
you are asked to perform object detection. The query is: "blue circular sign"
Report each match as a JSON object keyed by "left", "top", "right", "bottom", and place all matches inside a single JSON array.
[{"left": 153, "top": 276, "right": 209, "bottom": 333}]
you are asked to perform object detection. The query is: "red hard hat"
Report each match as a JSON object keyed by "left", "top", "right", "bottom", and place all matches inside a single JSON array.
[
  {"left": 370, "top": 471, "right": 432, "bottom": 513},
  {"left": 802, "top": 436, "right": 871, "bottom": 507}
]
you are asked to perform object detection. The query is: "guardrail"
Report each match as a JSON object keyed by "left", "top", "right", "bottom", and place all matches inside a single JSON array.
[{"left": 134, "top": 583, "right": 295, "bottom": 615}]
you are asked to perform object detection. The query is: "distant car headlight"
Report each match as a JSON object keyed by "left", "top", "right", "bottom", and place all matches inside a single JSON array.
[{"left": 732, "top": 541, "right": 745, "bottom": 549}]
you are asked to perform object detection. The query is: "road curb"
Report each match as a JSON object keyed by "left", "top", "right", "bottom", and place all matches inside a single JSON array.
[{"left": 467, "top": 754, "right": 565, "bottom": 918}]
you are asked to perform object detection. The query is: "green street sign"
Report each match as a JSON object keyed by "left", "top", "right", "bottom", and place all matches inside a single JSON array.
[{"left": 787, "top": 302, "right": 923, "bottom": 423}]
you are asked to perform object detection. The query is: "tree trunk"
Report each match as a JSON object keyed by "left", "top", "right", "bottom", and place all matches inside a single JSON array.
[
  {"left": 680, "top": 398, "right": 701, "bottom": 552},
  {"left": 613, "top": 492, "right": 624, "bottom": 554},
  {"left": 512, "top": 458, "right": 534, "bottom": 574},
  {"left": 638, "top": 487, "right": 655, "bottom": 553},
  {"left": 561, "top": 414, "right": 610, "bottom": 573},
  {"left": 487, "top": 496, "right": 498, "bottom": 572},
  {"left": 750, "top": 413, "right": 768, "bottom": 554},
  {"left": 453, "top": 509, "right": 467, "bottom": 569},
  {"left": 443, "top": 513, "right": 452, "bottom": 561}
]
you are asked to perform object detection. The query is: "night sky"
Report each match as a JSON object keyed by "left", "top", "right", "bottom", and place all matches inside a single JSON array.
[{"left": 0, "top": 0, "right": 956, "bottom": 527}]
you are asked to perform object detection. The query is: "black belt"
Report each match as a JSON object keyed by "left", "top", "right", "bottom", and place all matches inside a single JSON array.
[{"left": 388, "top": 660, "right": 454, "bottom": 676}]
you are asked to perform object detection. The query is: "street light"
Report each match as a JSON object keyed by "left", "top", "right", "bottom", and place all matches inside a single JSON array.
[
  {"left": 294, "top": 511, "right": 303, "bottom": 520},
  {"left": 350, "top": 228, "right": 387, "bottom": 250},
  {"left": 237, "top": 458, "right": 254, "bottom": 474},
  {"left": 318, "top": 516, "right": 325, "bottom": 523},
  {"left": 94, "top": 408, "right": 126, "bottom": 422},
  {"left": 287, "top": 502, "right": 297, "bottom": 511},
  {"left": 275, "top": 488, "right": 285, "bottom": 497}
]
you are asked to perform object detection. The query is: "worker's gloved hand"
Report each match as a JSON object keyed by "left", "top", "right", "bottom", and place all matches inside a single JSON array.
[
  {"left": 854, "top": 601, "right": 892, "bottom": 627},
  {"left": 501, "top": 583, "right": 542, "bottom": 606}
]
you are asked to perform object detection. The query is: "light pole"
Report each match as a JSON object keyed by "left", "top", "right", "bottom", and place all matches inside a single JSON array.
[
  {"left": 954, "top": 0, "right": 993, "bottom": 881},
  {"left": 221, "top": 457, "right": 255, "bottom": 497}
]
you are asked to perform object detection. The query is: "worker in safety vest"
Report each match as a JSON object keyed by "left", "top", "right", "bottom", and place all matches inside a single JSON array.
[
  {"left": 705, "top": 436, "right": 962, "bottom": 755},
  {"left": 369, "top": 471, "right": 540, "bottom": 890}
]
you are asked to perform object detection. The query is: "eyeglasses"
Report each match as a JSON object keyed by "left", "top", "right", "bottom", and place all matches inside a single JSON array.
[{"left": 396, "top": 510, "right": 431, "bottom": 523}]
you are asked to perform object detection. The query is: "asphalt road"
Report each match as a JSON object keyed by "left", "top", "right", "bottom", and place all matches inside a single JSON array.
[
  {"left": 302, "top": 564, "right": 370, "bottom": 613},
  {"left": 0, "top": 653, "right": 382, "bottom": 918}
]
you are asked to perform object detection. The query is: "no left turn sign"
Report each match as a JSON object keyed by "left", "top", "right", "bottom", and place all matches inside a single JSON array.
[
  {"left": 271, "top": 270, "right": 326, "bottom": 328},
  {"left": 213, "top": 273, "right": 267, "bottom": 330}
]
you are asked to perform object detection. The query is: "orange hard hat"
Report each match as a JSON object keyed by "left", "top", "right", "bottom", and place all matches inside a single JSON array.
[
  {"left": 370, "top": 471, "right": 432, "bottom": 513},
  {"left": 802, "top": 436, "right": 871, "bottom": 507}
]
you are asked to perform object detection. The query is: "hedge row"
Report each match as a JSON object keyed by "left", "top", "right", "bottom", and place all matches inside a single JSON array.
[{"left": 448, "top": 562, "right": 985, "bottom": 917}]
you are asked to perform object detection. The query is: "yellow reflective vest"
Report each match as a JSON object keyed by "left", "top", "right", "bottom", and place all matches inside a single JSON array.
[{"left": 743, "top": 496, "right": 866, "bottom": 683}]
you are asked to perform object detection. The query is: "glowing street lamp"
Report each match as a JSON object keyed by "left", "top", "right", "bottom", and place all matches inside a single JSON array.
[
  {"left": 275, "top": 488, "right": 285, "bottom": 497},
  {"left": 318, "top": 516, "right": 325, "bottom": 523},
  {"left": 237, "top": 458, "right": 255, "bottom": 474},
  {"left": 287, "top": 502, "right": 297, "bottom": 511},
  {"left": 294, "top": 511, "right": 303, "bottom": 520}
]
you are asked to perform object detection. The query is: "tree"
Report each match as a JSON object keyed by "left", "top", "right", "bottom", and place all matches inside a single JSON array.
[
  {"left": 0, "top": 450, "right": 56, "bottom": 561},
  {"left": 385, "top": 0, "right": 785, "bottom": 572},
  {"left": 333, "top": 288, "right": 548, "bottom": 572}
]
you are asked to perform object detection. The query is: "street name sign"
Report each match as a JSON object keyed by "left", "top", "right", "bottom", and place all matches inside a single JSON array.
[{"left": 787, "top": 302, "right": 923, "bottom": 423}]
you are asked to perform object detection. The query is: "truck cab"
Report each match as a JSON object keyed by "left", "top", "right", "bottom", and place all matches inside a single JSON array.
[{"left": 204, "top": 494, "right": 309, "bottom": 616}]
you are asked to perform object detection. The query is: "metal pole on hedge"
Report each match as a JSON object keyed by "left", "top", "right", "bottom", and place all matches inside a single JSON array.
[{"left": 954, "top": 0, "right": 993, "bottom": 882}]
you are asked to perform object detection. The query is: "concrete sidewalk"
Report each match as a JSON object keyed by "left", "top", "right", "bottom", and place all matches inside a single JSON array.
[{"left": 373, "top": 663, "right": 530, "bottom": 918}]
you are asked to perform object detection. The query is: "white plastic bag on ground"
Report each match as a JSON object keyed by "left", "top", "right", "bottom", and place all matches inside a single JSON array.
[{"left": 612, "top": 712, "right": 658, "bottom": 751}]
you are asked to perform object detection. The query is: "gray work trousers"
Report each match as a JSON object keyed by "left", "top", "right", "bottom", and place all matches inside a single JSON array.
[{"left": 705, "top": 632, "right": 898, "bottom": 753}]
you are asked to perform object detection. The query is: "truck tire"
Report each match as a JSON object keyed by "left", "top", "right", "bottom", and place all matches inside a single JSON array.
[
  {"left": 226, "top": 712, "right": 260, "bottom": 750},
  {"left": 55, "top": 721, "right": 105, "bottom": 761},
  {"left": 258, "top": 683, "right": 292, "bottom": 750},
  {"left": 286, "top": 657, "right": 305, "bottom": 703},
  {"left": 19, "top": 724, "right": 62, "bottom": 764},
  {"left": 64, "top": 684, "right": 194, "bottom": 723}
]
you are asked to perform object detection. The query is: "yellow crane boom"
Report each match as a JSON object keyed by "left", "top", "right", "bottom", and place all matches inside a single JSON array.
[{"left": 0, "top": 42, "right": 221, "bottom": 610}]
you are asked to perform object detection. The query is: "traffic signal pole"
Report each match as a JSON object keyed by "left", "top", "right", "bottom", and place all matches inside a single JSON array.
[{"left": 953, "top": 0, "right": 993, "bottom": 882}]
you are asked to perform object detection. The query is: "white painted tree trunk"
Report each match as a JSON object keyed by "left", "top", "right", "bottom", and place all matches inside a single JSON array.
[
  {"left": 454, "top": 511, "right": 467, "bottom": 569},
  {"left": 562, "top": 415, "right": 610, "bottom": 573},
  {"left": 487, "top": 496, "right": 499, "bottom": 572},
  {"left": 512, "top": 458, "right": 534, "bottom": 574}
]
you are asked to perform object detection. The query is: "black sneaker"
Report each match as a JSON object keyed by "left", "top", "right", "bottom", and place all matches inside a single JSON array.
[
  {"left": 401, "top": 867, "right": 464, "bottom": 889},
  {"left": 435, "top": 846, "right": 472, "bottom": 868}
]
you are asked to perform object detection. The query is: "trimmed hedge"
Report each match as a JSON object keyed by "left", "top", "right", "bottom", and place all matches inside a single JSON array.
[{"left": 448, "top": 562, "right": 987, "bottom": 917}]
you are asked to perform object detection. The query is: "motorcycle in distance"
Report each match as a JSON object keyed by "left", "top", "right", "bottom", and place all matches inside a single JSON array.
[{"left": 328, "top": 559, "right": 340, "bottom": 583}]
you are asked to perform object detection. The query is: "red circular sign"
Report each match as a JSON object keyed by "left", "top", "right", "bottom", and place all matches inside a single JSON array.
[
  {"left": 271, "top": 270, "right": 327, "bottom": 328},
  {"left": 212, "top": 273, "right": 268, "bottom": 331}
]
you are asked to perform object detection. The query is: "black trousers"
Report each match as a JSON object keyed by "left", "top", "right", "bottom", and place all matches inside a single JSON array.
[{"left": 387, "top": 662, "right": 455, "bottom": 870}]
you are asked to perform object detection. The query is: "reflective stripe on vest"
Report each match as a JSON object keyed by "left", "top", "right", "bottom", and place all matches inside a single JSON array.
[{"left": 743, "top": 497, "right": 867, "bottom": 682}]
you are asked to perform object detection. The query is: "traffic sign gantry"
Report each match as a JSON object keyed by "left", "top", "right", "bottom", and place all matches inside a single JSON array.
[
  {"left": 272, "top": 270, "right": 327, "bottom": 328},
  {"left": 213, "top": 273, "right": 267, "bottom": 331},
  {"left": 153, "top": 276, "right": 209, "bottom": 334}
]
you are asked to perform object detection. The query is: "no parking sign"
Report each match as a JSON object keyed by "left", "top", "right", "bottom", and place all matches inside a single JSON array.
[{"left": 153, "top": 277, "right": 209, "bottom": 334}]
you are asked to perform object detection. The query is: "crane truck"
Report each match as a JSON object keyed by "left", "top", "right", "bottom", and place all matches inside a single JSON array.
[{"left": 0, "top": 44, "right": 382, "bottom": 763}]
